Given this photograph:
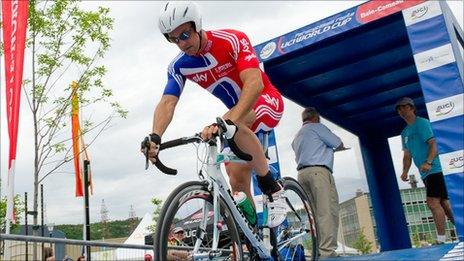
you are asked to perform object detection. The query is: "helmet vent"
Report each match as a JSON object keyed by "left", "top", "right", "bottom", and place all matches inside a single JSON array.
[
  {"left": 172, "top": 8, "right": 176, "bottom": 20},
  {"left": 164, "top": 2, "right": 169, "bottom": 11},
  {"left": 183, "top": 7, "right": 188, "bottom": 17}
]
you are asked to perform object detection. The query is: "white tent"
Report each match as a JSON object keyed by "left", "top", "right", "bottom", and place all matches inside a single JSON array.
[
  {"left": 336, "top": 241, "right": 359, "bottom": 256},
  {"left": 115, "top": 213, "right": 154, "bottom": 260}
]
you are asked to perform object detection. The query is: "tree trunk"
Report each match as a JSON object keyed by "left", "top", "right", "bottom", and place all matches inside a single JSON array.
[{"left": 31, "top": 3, "right": 39, "bottom": 259}]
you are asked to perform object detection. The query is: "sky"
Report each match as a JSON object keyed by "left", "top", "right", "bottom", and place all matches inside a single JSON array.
[{"left": 1, "top": 1, "right": 463, "bottom": 225}]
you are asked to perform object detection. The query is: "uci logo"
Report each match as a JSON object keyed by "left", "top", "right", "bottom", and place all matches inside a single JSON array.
[
  {"left": 424, "top": 56, "right": 436, "bottom": 63},
  {"left": 260, "top": 42, "right": 276, "bottom": 60},
  {"left": 411, "top": 6, "right": 428, "bottom": 20},
  {"left": 436, "top": 101, "right": 455, "bottom": 116},
  {"left": 449, "top": 156, "right": 464, "bottom": 169}
]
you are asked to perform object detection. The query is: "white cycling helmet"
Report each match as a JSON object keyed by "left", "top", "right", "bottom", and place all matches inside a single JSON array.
[{"left": 158, "top": 1, "right": 202, "bottom": 37}]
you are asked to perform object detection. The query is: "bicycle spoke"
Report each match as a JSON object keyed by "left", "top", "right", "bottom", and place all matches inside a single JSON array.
[
  {"left": 155, "top": 183, "right": 243, "bottom": 260},
  {"left": 285, "top": 197, "right": 303, "bottom": 221},
  {"left": 273, "top": 178, "right": 318, "bottom": 260}
]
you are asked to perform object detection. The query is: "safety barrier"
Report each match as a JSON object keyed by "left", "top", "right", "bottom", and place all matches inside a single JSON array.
[{"left": 0, "top": 234, "right": 153, "bottom": 261}]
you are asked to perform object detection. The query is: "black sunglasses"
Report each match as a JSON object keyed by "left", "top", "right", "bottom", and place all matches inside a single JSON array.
[{"left": 168, "top": 28, "right": 193, "bottom": 43}]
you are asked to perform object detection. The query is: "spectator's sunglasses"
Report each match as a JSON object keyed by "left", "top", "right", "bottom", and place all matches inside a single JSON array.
[{"left": 168, "top": 27, "right": 194, "bottom": 43}]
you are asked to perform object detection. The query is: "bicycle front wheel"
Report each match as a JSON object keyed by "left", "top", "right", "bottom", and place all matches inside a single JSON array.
[
  {"left": 154, "top": 181, "right": 244, "bottom": 260},
  {"left": 276, "top": 177, "right": 319, "bottom": 260}
]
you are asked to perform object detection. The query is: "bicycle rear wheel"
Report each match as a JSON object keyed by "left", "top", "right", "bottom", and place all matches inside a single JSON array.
[
  {"left": 276, "top": 177, "right": 319, "bottom": 260},
  {"left": 154, "top": 181, "right": 244, "bottom": 260}
]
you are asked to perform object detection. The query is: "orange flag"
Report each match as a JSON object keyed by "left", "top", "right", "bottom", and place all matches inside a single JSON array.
[
  {"left": 71, "top": 81, "right": 84, "bottom": 197},
  {"left": 71, "top": 81, "right": 94, "bottom": 197}
]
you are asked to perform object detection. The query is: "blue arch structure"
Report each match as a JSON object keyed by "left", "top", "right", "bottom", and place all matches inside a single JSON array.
[{"left": 254, "top": 0, "right": 463, "bottom": 251}]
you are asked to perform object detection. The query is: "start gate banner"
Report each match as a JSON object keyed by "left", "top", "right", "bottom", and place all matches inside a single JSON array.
[{"left": 255, "top": 0, "right": 425, "bottom": 63}]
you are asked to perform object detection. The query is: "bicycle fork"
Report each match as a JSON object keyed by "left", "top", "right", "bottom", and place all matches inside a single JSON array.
[{"left": 191, "top": 182, "right": 224, "bottom": 260}]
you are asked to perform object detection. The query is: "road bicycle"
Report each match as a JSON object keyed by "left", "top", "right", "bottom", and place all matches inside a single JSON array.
[{"left": 143, "top": 118, "right": 318, "bottom": 260}]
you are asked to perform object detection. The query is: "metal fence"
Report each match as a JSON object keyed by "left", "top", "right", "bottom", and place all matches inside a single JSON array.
[{"left": 0, "top": 234, "right": 153, "bottom": 261}]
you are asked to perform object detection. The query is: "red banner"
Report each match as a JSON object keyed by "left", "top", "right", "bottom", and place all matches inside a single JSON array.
[
  {"left": 356, "top": 0, "right": 425, "bottom": 24},
  {"left": 2, "top": 0, "right": 29, "bottom": 227},
  {"left": 2, "top": 0, "right": 28, "bottom": 166}
]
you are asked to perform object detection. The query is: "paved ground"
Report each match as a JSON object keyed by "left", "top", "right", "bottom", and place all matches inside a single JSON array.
[{"left": 325, "top": 242, "right": 463, "bottom": 260}]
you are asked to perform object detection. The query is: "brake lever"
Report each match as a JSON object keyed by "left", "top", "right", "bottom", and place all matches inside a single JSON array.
[{"left": 142, "top": 137, "right": 150, "bottom": 170}]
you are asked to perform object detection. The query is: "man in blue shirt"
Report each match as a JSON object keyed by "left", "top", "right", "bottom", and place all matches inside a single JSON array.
[
  {"left": 292, "top": 107, "right": 346, "bottom": 257},
  {"left": 397, "top": 97, "right": 455, "bottom": 244}
]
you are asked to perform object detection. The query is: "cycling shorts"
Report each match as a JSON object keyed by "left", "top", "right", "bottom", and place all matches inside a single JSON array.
[{"left": 251, "top": 90, "right": 284, "bottom": 133}]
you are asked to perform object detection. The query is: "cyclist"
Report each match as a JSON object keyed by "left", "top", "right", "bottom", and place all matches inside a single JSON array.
[{"left": 145, "top": 1, "right": 286, "bottom": 227}]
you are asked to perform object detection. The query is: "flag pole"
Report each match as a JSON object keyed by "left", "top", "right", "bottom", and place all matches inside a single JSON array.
[{"left": 83, "top": 160, "right": 91, "bottom": 260}]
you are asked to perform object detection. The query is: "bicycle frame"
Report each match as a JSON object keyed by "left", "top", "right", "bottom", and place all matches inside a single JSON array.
[
  {"left": 191, "top": 141, "right": 272, "bottom": 259},
  {"left": 153, "top": 129, "right": 313, "bottom": 259}
]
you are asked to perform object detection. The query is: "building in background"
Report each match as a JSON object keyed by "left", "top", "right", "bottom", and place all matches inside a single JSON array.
[
  {"left": 339, "top": 184, "right": 457, "bottom": 251},
  {"left": 339, "top": 189, "right": 378, "bottom": 252}
]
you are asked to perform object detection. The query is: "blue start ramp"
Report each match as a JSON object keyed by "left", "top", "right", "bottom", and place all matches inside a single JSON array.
[
  {"left": 255, "top": 0, "right": 464, "bottom": 251},
  {"left": 328, "top": 242, "right": 463, "bottom": 260}
]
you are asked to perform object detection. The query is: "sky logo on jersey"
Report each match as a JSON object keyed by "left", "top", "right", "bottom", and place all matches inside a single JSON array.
[
  {"left": 263, "top": 94, "right": 279, "bottom": 110},
  {"left": 245, "top": 53, "right": 257, "bottom": 62},
  {"left": 240, "top": 38, "right": 252, "bottom": 53},
  {"left": 192, "top": 73, "right": 208, "bottom": 83}
]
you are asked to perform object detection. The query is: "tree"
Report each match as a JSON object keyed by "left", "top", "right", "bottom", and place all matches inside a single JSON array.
[
  {"left": 353, "top": 228, "right": 373, "bottom": 254},
  {"left": 24, "top": 0, "right": 127, "bottom": 235},
  {"left": 0, "top": 195, "right": 24, "bottom": 233},
  {"left": 411, "top": 226, "right": 421, "bottom": 248},
  {"left": 148, "top": 197, "right": 163, "bottom": 233}
]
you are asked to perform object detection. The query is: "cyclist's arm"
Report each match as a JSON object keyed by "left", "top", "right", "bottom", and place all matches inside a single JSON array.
[
  {"left": 228, "top": 68, "right": 263, "bottom": 123},
  {"left": 225, "top": 30, "right": 264, "bottom": 123},
  {"left": 152, "top": 94, "right": 179, "bottom": 136}
]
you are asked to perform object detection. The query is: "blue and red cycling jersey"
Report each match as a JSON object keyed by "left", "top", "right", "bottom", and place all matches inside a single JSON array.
[{"left": 163, "top": 29, "right": 284, "bottom": 132}]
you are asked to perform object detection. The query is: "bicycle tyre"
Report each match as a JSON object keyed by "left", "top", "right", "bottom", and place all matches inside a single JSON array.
[
  {"left": 278, "top": 177, "right": 319, "bottom": 260},
  {"left": 154, "top": 181, "right": 244, "bottom": 260}
]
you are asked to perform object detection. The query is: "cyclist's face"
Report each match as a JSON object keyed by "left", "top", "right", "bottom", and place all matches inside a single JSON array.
[{"left": 168, "top": 23, "right": 199, "bottom": 56}]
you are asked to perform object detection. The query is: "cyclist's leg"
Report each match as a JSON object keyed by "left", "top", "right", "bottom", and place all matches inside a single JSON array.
[
  {"left": 223, "top": 109, "right": 270, "bottom": 176},
  {"left": 226, "top": 162, "right": 254, "bottom": 200},
  {"left": 223, "top": 90, "right": 283, "bottom": 180}
]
